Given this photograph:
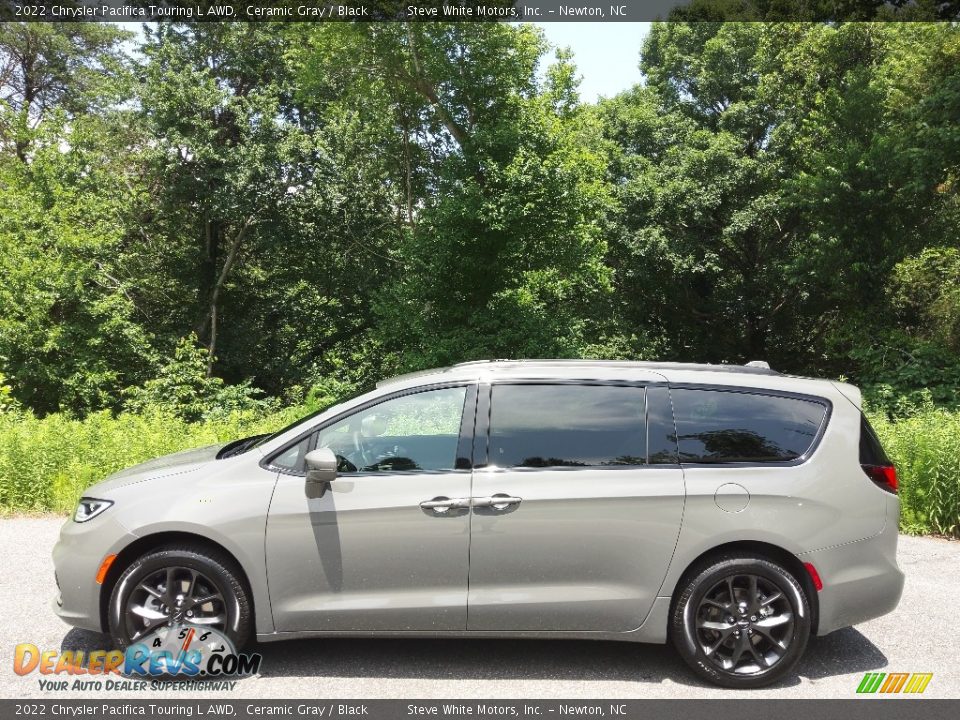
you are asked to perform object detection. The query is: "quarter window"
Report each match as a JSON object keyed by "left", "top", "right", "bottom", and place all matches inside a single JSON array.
[
  {"left": 671, "top": 388, "right": 827, "bottom": 464},
  {"left": 488, "top": 384, "right": 647, "bottom": 468},
  {"left": 270, "top": 439, "right": 309, "bottom": 472}
]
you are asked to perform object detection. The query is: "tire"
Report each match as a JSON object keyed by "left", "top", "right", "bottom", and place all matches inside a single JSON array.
[
  {"left": 108, "top": 544, "right": 252, "bottom": 651},
  {"left": 671, "top": 554, "right": 811, "bottom": 688}
]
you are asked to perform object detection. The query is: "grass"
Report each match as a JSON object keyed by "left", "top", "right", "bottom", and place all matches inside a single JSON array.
[
  {"left": 0, "top": 407, "right": 304, "bottom": 514},
  {"left": 869, "top": 409, "right": 960, "bottom": 537},
  {"left": 0, "top": 405, "right": 958, "bottom": 537}
]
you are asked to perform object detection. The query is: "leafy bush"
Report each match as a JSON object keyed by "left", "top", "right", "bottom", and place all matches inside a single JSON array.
[
  {"left": 890, "top": 247, "right": 960, "bottom": 352},
  {"left": 0, "top": 372, "right": 18, "bottom": 413},
  {"left": 870, "top": 409, "right": 960, "bottom": 537},
  {"left": 853, "top": 341, "right": 960, "bottom": 418},
  {"left": 852, "top": 247, "right": 960, "bottom": 418},
  {"left": 122, "top": 336, "right": 279, "bottom": 422}
]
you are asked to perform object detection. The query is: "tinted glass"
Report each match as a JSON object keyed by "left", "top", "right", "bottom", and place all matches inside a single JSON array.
[
  {"left": 316, "top": 386, "right": 468, "bottom": 473},
  {"left": 270, "top": 436, "right": 310, "bottom": 472},
  {"left": 489, "top": 384, "right": 646, "bottom": 468},
  {"left": 672, "top": 388, "right": 827, "bottom": 463},
  {"left": 859, "top": 413, "right": 891, "bottom": 466},
  {"left": 647, "top": 384, "right": 679, "bottom": 464}
]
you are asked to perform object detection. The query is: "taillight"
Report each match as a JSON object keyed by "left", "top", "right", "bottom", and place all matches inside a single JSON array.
[{"left": 862, "top": 464, "right": 898, "bottom": 494}]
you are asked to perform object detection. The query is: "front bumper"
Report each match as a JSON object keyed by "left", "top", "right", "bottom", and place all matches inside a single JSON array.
[
  {"left": 51, "top": 513, "right": 137, "bottom": 634},
  {"left": 799, "top": 497, "right": 904, "bottom": 635}
]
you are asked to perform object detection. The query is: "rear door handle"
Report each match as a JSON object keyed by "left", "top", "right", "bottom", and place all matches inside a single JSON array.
[
  {"left": 472, "top": 493, "right": 523, "bottom": 510},
  {"left": 419, "top": 496, "right": 471, "bottom": 514}
]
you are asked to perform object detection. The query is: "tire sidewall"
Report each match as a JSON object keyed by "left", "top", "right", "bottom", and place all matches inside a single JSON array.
[
  {"left": 673, "top": 557, "right": 811, "bottom": 689},
  {"left": 108, "top": 548, "right": 248, "bottom": 651}
]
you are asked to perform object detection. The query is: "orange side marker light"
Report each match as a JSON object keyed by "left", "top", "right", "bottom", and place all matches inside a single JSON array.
[{"left": 95, "top": 554, "right": 117, "bottom": 584}]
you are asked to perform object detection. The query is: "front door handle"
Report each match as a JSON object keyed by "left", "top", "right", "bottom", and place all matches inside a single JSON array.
[
  {"left": 472, "top": 493, "right": 523, "bottom": 510},
  {"left": 420, "top": 496, "right": 470, "bottom": 514}
]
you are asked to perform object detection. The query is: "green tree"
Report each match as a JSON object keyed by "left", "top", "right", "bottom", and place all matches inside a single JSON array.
[
  {"left": 133, "top": 23, "right": 403, "bottom": 396},
  {"left": 0, "top": 22, "right": 130, "bottom": 161},
  {"left": 297, "top": 24, "right": 616, "bottom": 369},
  {"left": 602, "top": 24, "right": 805, "bottom": 364},
  {"left": 135, "top": 23, "right": 304, "bottom": 375},
  {"left": 0, "top": 115, "right": 154, "bottom": 414},
  {"left": 0, "top": 23, "right": 151, "bottom": 414},
  {"left": 601, "top": 22, "right": 960, "bottom": 376}
]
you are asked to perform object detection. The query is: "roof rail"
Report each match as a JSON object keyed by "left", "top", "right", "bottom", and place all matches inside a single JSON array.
[
  {"left": 451, "top": 359, "right": 781, "bottom": 375},
  {"left": 452, "top": 358, "right": 778, "bottom": 372},
  {"left": 378, "top": 359, "right": 781, "bottom": 387}
]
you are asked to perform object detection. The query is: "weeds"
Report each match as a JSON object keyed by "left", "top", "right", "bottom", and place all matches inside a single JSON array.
[
  {"left": 0, "top": 407, "right": 303, "bottom": 514},
  {"left": 870, "top": 409, "right": 960, "bottom": 537}
]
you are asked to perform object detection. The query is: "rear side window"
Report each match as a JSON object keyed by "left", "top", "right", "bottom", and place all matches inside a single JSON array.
[
  {"left": 859, "top": 413, "right": 891, "bottom": 466},
  {"left": 671, "top": 388, "right": 828, "bottom": 464},
  {"left": 489, "top": 384, "right": 646, "bottom": 468}
]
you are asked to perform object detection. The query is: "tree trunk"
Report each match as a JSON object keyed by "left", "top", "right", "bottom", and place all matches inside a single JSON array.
[
  {"left": 196, "top": 219, "right": 220, "bottom": 340},
  {"left": 198, "top": 217, "right": 256, "bottom": 376},
  {"left": 402, "top": 114, "right": 415, "bottom": 227}
]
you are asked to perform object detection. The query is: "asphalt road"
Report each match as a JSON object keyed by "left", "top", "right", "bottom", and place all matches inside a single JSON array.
[{"left": 2, "top": 516, "right": 957, "bottom": 699}]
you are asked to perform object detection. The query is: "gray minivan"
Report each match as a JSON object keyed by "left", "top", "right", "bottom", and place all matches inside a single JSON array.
[{"left": 53, "top": 360, "right": 904, "bottom": 687}]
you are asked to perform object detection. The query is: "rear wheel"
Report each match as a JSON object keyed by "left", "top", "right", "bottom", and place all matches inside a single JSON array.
[
  {"left": 671, "top": 555, "right": 811, "bottom": 688},
  {"left": 108, "top": 545, "right": 252, "bottom": 651}
]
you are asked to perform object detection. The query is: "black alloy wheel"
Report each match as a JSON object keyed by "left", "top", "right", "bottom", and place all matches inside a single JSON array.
[
  {"left": 672, "top": 555, "right": 811, "bottom": 688},
  {"left": 108, "top": 545, "right": 252, "bottom": 650},
  {"left": 694, "top": 573, "right": 794, "bottom": 673},
  {"left": 121, "top": 565, "right": 227, "bottom": 643}
]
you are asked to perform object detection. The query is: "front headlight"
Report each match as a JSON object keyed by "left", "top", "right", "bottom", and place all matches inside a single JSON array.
[{"left": 74, "top": 498, "right": 114, "bottom": 523}]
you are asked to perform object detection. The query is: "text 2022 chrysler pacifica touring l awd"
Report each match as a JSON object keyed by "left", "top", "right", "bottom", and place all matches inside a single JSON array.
[{"left": 53, "top": 360, "right": 904, "bottom": 688}]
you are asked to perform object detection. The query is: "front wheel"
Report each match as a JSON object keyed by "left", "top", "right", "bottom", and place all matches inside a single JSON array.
[
  {"left": 671, "top": 555, "right": 811, "bottom": 688},
  {"left": 108, "top": 545, "right": 252, "bottom": 651}
]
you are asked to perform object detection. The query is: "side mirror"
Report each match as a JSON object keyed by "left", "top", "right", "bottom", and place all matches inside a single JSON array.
[{"left": 304, "top": 448, "right": 338, "bottom": 498}]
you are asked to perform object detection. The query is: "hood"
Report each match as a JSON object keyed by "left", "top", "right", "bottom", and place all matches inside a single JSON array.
[{"left": 85, "top": 442, "right": 229, "bottom": 495}]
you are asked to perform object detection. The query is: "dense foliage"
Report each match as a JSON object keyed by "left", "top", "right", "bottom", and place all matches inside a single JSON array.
[{"left": 1, "top": 22, "right": 959, "bottom": 531}]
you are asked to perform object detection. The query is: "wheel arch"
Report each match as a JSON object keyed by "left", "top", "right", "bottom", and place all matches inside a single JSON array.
[
  {"left": 98, "top": 531, "right": 256, "bottom": 635},
  {"left": 667, "top": 540, "right": 820, "bottom": 634}
]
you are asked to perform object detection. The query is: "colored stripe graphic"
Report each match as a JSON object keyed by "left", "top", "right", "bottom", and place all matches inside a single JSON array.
[
  {"left": 903, "top": 673, "right": 933, "bottom": 694},
  {"left": 857, "top": 672, "right": 932, "bottom": 694},
  {"left": 880, "top": 673, "right": 909, "bottom": 693},
  {"left": 857, "top": 672, "right": 885, "bottom": 693}
]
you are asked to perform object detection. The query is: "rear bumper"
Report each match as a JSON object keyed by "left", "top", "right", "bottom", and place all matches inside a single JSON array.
[{"left": 799, "top": 498, "right": 904, "bottom": 635}]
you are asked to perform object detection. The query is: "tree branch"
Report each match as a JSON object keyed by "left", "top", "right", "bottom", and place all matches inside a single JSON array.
[{"left": 403, "top": 24, "right": 470, "bottom": 149}]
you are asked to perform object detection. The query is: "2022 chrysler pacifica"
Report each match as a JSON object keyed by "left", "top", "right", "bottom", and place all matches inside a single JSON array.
[{"left": 53, "top": 360, "right": 904, "bottom": 688}]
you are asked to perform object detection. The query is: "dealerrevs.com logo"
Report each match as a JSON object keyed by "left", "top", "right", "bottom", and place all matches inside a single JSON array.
[
  {"left": 856, "top": 672, "right": 933, "bottom": 694},
  {"left": 13, "top": 622, "right": 261, "bottom": 691}
]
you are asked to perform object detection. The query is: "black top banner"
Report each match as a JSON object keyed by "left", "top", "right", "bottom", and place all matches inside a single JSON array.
[
  {"left": 1, "top": 0, "right": 958, "bottom": 22},
  {"left": 1, "top": 700, "right": 960, "bottom": 720}
]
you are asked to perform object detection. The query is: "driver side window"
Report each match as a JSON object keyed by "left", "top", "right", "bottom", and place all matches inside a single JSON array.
[{"left": 317, "top": 386, "right": 468, "bottom": 474}]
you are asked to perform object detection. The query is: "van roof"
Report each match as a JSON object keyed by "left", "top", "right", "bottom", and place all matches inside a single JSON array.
[{"left": 377, "top": 359, "right": 783, "bottom": 388}]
